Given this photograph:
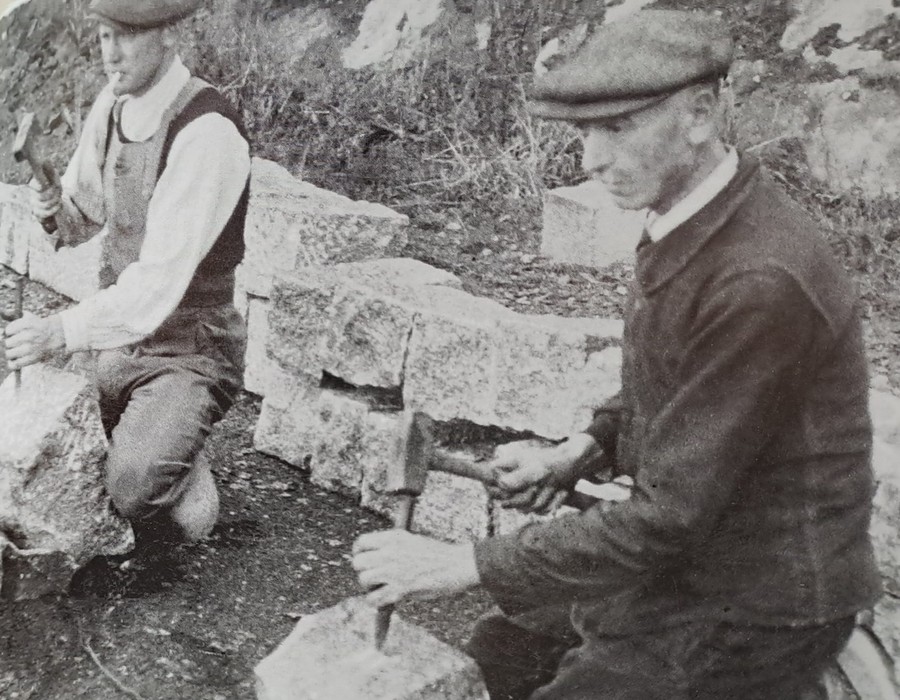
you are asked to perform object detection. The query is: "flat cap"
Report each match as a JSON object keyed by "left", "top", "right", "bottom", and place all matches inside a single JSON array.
[
  {"left": 529, "top": 10, "right": 733, "bottom": 121},
  {"left": 88, "top": 0, "right": 202, "bottom": 29}
]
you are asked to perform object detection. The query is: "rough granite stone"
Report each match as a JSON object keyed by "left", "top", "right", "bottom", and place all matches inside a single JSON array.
[
  {"left": 871, "top": 438, "right": 900, "bottom": 596},
  {"left": 493, "top": 314, "right": 622, "bottom": 438},
  {"left": 240, "top": 158, "right": 409, "bottom": 299},
  {"left": 804, "top": 79, "right": 900, "bottom": 198},
  {"left": 252, "top": 368, "right": 322, "bottom": 468},
  {"left": 0, "top": 364, "right": 132, "bottom": 600},
  {"left": 0, "top": 183, "right": 31, "bottom": 275},
  {"left": 266, "top": 261, "right": 461, "bottom": 390},
  {"left": 540, "top": 181, "right": 644, "bottom": 269},
  {"left": 254, "top": 596, "right": 488, "bottom": 700},
  {"left": 243, "top": 296, "right": 272, "bottom": 397}
]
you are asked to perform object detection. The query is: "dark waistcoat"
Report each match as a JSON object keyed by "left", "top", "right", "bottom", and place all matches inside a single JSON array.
[{"left": 100, "top": 77, "right": 249, "bottom": 308}]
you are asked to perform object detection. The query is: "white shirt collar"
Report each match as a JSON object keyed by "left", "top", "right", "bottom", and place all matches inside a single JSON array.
[
  {"left": 645, "top": 148, "right": 739, "bottom": 242},
  {"left": 116, "top": 56, "right": 190, "bottom": 142}
]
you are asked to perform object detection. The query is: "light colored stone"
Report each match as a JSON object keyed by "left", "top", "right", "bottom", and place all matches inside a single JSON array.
[
  {"left": 0, "top": 183, "right": 31, "bottom": 275},
  {"left": 872, "top": 438, "right": 900, "bottom": 596},
  {"left": 253, "top": 367, "right": 322, "bottom": 468},
  {"left": 871, "top": 389, "right": 900, "bottom": 447},
  {"left": 802, "top": 43, "right": 900, "bottom": 77},
  {"left": 254, "top": 596, "right": 488, "bottom": 700},
  {"left": 541, "top": 181, "right": 644, "bottom": 269},
  {"left": 781, "top": 0, "right": 897, "bottom": 51},
  {"left": 254, "top": 374, "right": 404, "bottom": 499},
  {"left": 28, "top": 225, "right": 103, "bottom": 301},
  {"left": 413, "top": 469, "right": 491, "bottom": 543},
  {"left": 0, "top": 364, "right": 132, "bottom": 600},
  {"left": 493, "top": 503, "right": 579, "bottom": 538},
  {"left": 403, "top": 286, "right": 512, "bottom": 427},
  {"left": 342, "top": 0, "right": 445, "bottom": 70},
  {"left": 266, "top": 260, "right": 461, "bottom": 390},
  {"left": 240, "top": 158, "right": 408, "bottom": 299},
  {"left": 604, "top": 0, "right": 655, "bottom": 23},
  {"left": 872, "top": 595, "right": 900, "bottom": 689},
  {"left": 243, "top": 296, "right": 272, "bottom": 397},
  {"left": 493, "top": 315, "right": 622, "bottom": 438},
  {"left": 805, "top": 79, "right": 900, "bottom": 198}
]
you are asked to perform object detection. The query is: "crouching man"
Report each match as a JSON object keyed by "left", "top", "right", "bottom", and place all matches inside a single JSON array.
[
  {"left": 352, "top": 10, "right": 881, "bottom": 699},
  {"left": 4, "top": 0, "right": 250, "bottom": 543}
]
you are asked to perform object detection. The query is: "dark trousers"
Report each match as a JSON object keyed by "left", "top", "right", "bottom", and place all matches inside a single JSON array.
[
  {"left": 95, "top": 305, "right": 245, "bottom": 521},
  {"left": 466, "top": 607, "right": 854, "bottom": 700}
]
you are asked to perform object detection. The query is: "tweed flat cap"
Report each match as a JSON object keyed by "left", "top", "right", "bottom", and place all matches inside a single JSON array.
[
  {"left": 88, "top": 0, "right": 202, "bottom": 29},
  {"left": 529, "top": 10, "right": 733, "bottom": 121}
]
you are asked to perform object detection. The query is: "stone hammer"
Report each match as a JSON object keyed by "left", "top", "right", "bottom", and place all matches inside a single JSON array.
[
  {"left": 14, "top": 112, "right": 62, "bottom": 236},
  {"left": 373, "top": 411, "right": 604, "bottom": 648}
]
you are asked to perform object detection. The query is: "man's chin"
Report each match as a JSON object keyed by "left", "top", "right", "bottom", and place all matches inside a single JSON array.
[{"left": 608, "top": 193, "right": 647, "bottom": 211}]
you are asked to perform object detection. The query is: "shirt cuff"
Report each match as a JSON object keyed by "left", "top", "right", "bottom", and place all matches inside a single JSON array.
[{"left": 59, "top": 307, "right": 91, "bottom": 353}]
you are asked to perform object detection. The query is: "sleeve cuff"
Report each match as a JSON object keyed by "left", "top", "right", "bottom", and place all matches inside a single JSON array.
[{"left": 59, "top": 307, "right": 91, "bottom": 353}]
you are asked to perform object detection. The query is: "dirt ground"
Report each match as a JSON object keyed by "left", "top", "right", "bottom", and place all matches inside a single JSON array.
[{"left": 0, "top": 267, "right": 498, "bottom": 700}]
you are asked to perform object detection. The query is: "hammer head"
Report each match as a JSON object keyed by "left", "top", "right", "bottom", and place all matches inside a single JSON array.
[
  {"left": 13, "top": 112, "right": 38, "bottom": 164},
  {"left": 385, "top": 411, "right": 435, "bottom": 497}
]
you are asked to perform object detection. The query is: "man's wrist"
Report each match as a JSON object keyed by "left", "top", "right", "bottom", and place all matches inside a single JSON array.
[
  {"left": 558, "top": 433, "right": 603, "bottom": 481},
  {"left": 46, "top": 314, "right": 67, "bottom": 353}
]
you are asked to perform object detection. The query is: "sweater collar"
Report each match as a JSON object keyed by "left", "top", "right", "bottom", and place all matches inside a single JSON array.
[{"left": 636, "top": 154, "right": 761, "bottom": 295}]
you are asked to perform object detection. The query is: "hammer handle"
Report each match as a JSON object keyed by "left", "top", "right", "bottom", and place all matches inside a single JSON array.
[{"left": 429, "top": 447, "right": 600, "bottom": 510}]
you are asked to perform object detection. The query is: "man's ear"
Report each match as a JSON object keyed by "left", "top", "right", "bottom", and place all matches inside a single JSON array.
[
  {"left": 161, "top": 24, "right": 179, "bottom": 50},
  {"left": 685, "top": 86, "right": 720, "bottom": 147}
]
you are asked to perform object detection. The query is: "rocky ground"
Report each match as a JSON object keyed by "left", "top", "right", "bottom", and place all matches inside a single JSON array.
[{"left": 0, "top": 267, "right": 498, "bottom": 700}]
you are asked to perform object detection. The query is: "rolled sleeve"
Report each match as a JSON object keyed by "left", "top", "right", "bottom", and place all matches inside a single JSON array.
[{"left": 475, "top": 269, "right": 824, "bottom": 611}]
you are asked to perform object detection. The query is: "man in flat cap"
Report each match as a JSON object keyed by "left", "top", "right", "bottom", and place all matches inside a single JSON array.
[
  {"left": 353, "top": 9, "right": 881, "bottom": 699},
  {"left": 4, "top": 0, "right": 250, "bottom": 543}
]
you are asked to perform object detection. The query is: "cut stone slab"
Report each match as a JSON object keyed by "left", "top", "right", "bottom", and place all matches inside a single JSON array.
[
  {"left": 243, "top": 296, "right": 272, "bottom": 397},
  {"left": 872, "top": 438, "right": 900, "bottom": 597},
  {"left": 492, "top": 314, "right": 623, "bottom": 439},
  {"left": 804, "top": 79, "right": 900, "bottom": 198},
  {"left": 541, "top": 181, "right": 644, "bottom": 269},
  {"left": 254, "top": 596, "right": 488, "bottom": 700},
  {"left": 0, "top": 364, "right": 132, "bottom": 600},
  {"left": 0, "top": 183, "right": 32, "bottom": 275},
  {"left": 268, "top": 260, "right": 622, "bottom": 437},
  {"left": 240, "top": 158, "right": 409, "bottom": 299},
  {"left": 266, "top": 260, "right": 462, "bottom": 391},
  {"left": 254, "top": 373, "right": 404, "bottom": 501}
]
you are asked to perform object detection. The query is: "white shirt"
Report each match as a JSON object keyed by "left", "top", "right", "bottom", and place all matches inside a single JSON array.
[
  {"left": 58, "top": 56, "right": 251, "bottom": 352},
  {"left": 644, "top": 148, "right": 739, "bottom": 242}
]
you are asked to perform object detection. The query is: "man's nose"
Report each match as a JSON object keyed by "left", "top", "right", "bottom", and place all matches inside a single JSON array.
[{"left": 580, "top": 130, "right": 615, "bottom": 176}]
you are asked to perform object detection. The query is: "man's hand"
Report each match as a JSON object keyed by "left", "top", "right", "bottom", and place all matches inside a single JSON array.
[
  {"left": 4, "top": 312, "right": 66, "bottom": 370},
  {"left": 29, "top": 169, "right": 62, "bottom": 221},
  {"left": 489, "top": 434, "right": 601, "bottom": 514},
  {"left": 352, "top": 530, "right": 480, "bottom": 607}
]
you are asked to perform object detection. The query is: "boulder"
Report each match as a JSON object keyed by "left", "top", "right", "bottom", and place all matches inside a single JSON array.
[
  {"left": 254, "top": 596, "right": 488, "bottom": 700},
  {"left": 540, "top": 181, "right": 644, "bottom": 269},
  {"left": 0, "top": 364, "right": 132, "bottom": 600}
]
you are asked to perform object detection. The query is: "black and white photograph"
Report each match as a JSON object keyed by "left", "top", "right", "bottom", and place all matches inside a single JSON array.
[{"left": 0, "top": 0, "right": 898, "bottom": 697}]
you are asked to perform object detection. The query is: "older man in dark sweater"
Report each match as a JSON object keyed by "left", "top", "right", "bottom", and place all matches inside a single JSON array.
[{"left": 353, "top": 10, "right": 881, "bottom": 699}]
